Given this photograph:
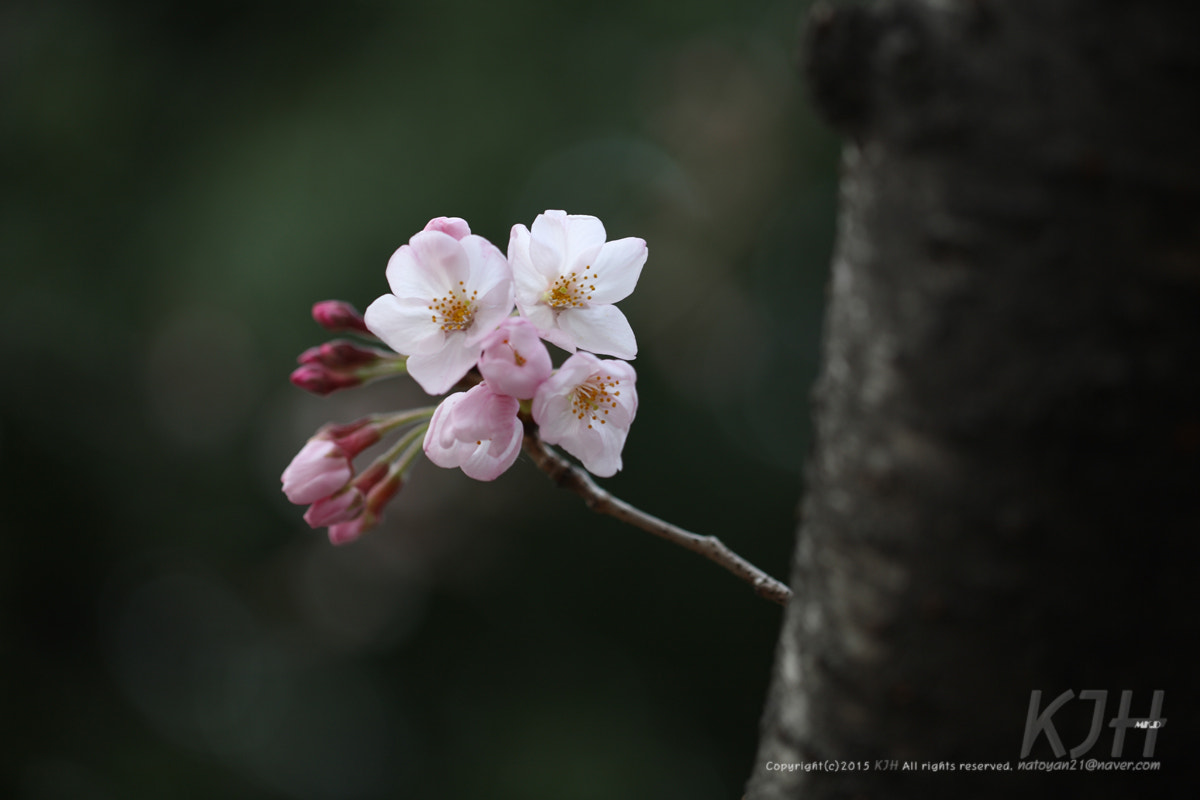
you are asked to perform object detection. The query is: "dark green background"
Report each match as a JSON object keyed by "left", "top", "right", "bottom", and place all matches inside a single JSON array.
[{"left": 1, "top": 1, "right": 837, "bottom": 797}]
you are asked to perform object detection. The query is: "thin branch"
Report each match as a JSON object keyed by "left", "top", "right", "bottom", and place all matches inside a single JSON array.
[{"left": 521, "top": 434, "right": 793, "bottom": 608}]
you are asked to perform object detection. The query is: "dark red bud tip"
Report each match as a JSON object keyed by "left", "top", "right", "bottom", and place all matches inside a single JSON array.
[
  {"left": 322, "top": 340, "right": 388, "bottom": 368},
  {"left": 317, "top": 418, "right": 376, "bottom": 440},
  {"left": 290, "top": 364, "right": 363, "bottom": 396},
  {"left": 312, "top": 300, "right": 372, "bottom": 336},
  {"left": 299, "top": 340, "right": 391, "bottom": 369}
]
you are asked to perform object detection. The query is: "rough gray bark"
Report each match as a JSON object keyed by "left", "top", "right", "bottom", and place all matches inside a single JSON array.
[{"left": 748, "top": 1, "right": 1199, "bottom": 798}]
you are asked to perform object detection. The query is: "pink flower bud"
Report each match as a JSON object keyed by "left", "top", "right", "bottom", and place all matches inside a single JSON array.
[
  {"left": 323, "top": 467, "right": 405, "bottom": 545},
  {"left": 327, "top": 519, "right": 368, "bottom": 545},
  {"left": 303, "top": 487, "right": 363, "bottom": 527},
  {"left": 312, "top": 300, "right": 372, "bottom": 336},
  {"left": 290, "top": 364, "right": 364, "bottom": 396},
  {"left": 281, "top": 439, "right": 353, "bottom": 504},
  {"left": 422, "top": 216, "right": 471, "bottom": 240},
  {"left": 477, "top": 317, "right": 553, "bottom": 400}
]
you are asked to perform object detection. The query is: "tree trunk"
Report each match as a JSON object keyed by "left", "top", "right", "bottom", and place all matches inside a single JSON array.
[{"left": 748, "top": 1, "right": 1199, "bottom": 798}]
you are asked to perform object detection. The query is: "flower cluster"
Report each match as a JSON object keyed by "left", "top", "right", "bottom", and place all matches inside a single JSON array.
[{"left": 282, "top": 211, "right": 646, "bottom": 544}]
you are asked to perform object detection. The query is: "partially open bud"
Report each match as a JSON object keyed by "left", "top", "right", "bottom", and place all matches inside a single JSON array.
[
  {"left": 423, "top": 382, "right": 523, "bottom": 481},
  {"left": 281, "top": 439, "right": 354, "bottom": 504},
  {"left": 477, "top": 317, "right": 553, "bottom": 400}
]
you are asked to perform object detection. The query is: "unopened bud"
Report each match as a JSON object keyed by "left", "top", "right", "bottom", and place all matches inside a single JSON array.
[
  {"left": 314, "top": 417, "right": 383, "bottom": 459},
  {"left": 312, "top": 300, "right": 373, "bottom": 336},
  {"left": 325, "top": 472, "right": 404, "bottom": 545},
  {"left": 290, "top": 364, "right": 364, "bottom": 396},
  {"left": 304, "top": 487, "right": 363, "bottom": 528},
  {"left": 328, "top": 516, "right": 372, "bottom": 545},
  {"left": 299, "top": 339, "right": 392, "bottom": 370}
]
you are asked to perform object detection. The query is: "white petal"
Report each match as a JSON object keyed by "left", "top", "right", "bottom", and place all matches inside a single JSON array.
[
  {"left": 518, "top": 302, "right": 556, "bottom": 335},
  {"left": 406, "top": 334, "right": 481, "bottom": 395},
  {"left": 528, "top": 212, "right": 567, "bottom": 279},
  {"left": 460, "top": 234, "right": 512, "bottom": 295},
  {"left": 558, "top": 305, "right": 637, "bottom": 359},
  {"left": 559, "top": 213, "right": 607, "bottom": 269},
  {"left": 528, "top": 211, "right": 606, "bottom": 277},
  {"left": 386, "top": 231, "right": 469, "bottom": 299},
  {"left": 461, "top": 420, "right": 522, "bottom": 481},
  {"left": 581, "top": 425, "right": 625, "bottom": 477},
  {"left": 588, "top": 237, "right": 646, "bottom": 304},
  {"left": 364, "top": 294, "right": 445, "bottom": 355},
  {"left": 510, "top": 225, "right": 547, "bottom": 308},
  {"left": 507, "top": 224, "right": 534, "bottom": 273}
]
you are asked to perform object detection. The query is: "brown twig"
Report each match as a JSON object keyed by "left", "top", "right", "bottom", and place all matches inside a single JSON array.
[{"left": 521, "top": 433, "right": 793, "bottom": 607}]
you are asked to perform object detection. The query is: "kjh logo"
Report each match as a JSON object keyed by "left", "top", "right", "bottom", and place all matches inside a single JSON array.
[{"left": 1020, "top": 690, "right": 1166, "bottom": 759}]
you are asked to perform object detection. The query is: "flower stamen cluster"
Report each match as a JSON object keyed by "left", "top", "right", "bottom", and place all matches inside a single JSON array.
[
  {"left": 430, "top": 282, "right": 479, "bottom": 332},
  {"left": 545, "top": 270, "right": 598, "bottom": 309},
  {"left": 573, "top": 374, "right": 619, "bottom": 426}
]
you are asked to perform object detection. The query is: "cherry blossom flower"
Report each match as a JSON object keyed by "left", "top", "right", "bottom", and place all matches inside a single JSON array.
[
  {"left": 365, "top": 220, "right": 514, "bottom": 395},
  {"left": 477, "top": 317, "right": 553, "bottom": 400},
  {"left": 508, "top": 210, "right": 646, "bottom": 360},
  {"left": 424, "top": 382, "right": 523, "bottom": 481},
  {"left": 532, "top": 352, "right": 637, "bottom": 477}
]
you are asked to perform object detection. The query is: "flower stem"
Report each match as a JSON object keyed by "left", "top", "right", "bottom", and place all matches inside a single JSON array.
[
  {"left": 375, "top": 406, "right": 437, "bottom": 435},
  {"left": 521, "top": 434, "right": 792, "bottom": 608},
  {"left": 381, "top": 421, "right": 430, "bottom": 467}
]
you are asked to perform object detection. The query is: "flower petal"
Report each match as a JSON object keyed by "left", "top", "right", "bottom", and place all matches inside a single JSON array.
[
  {"left": 460, "top": 422, "right": 522, "bottom": 481},
  {"left": 508, "top": 223, "right": 542, "bottom": 288},
  {"left": 364, "top": 293, "right": 445, "bottom": 356},
  {"left": 558, "top": 304, "right": 637, "bottom": 359},
  {"left": 281, "top": 440, "right": 352, "bottom": 504},
  {"left": 580, "top": 425, "right": 625, "bottom": 477},
  {"left": 460, "top": 234, "right": 512, "bottom": 295},
  {"left": 528, "top": 211, "right": 606, "bottom": 277},
  {"left": 423, "top": 216, "right": 471, "bottom": 240},
  {"left": 406, "top": 333, "right": 481, "bottom": 395},
  {"left": 521, "top": 304, "right": 575, "bottom": 353},
  {"left": 385, "top": 230, "right": 469, "bottom": 299},
  {"left": 588, "top": 237, "right": 646, "bottom": 304}
]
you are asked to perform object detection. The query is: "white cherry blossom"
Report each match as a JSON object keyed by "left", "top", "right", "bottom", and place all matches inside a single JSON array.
[
  {"left": 365, "top": 220, "right": 513, "bottom": 395},
  {"left": 508, "top": 210, "right": 645, "bottom": 359},
  {"left": 532, "top": 352, "right": 637, "bottom": 477}
]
